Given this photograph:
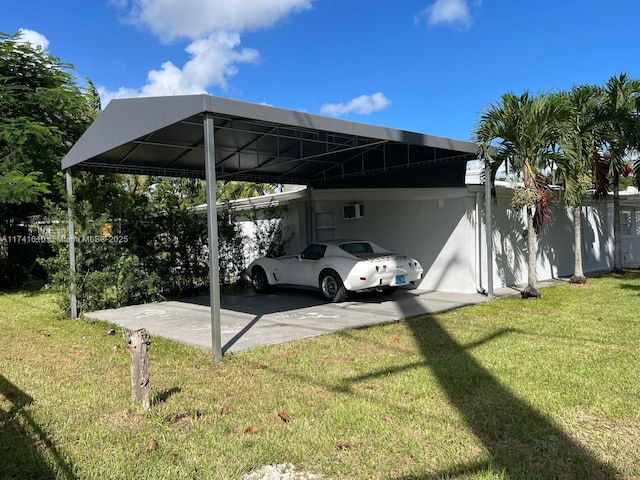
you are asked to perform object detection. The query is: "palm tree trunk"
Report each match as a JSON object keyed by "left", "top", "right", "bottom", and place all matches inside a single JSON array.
[
  {"left": 613, "top": 175, "right": 624, "bottom": 273},
  {"left": 570, "top": 205, "right": 586, "bottom": 283},
  {"left": 523, "top": 206, "right": 540, "bottom": 297}
]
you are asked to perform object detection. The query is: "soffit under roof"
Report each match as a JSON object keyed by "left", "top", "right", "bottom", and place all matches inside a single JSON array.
[{"left": 62, "top": 94, "right": 478, "bottom": 187}]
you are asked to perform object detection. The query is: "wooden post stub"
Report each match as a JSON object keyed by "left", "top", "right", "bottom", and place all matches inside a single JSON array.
[{"left": 129, "top": 328, "right": 152, "bottom": 411}]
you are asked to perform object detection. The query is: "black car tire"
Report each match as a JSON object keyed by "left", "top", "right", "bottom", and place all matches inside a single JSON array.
[
  {"left": 251, "top": 267, "right": 269, "bottom": 293},
  {"left": 319, "top": 270, "right": 347, "bottom": 303}
]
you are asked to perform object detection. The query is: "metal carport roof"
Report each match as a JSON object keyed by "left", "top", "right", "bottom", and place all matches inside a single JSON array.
[
  {"left": 61, "top": 94, "right": 480, "bottom": 360},
  {"left": 62, "top": 94, "right": 478, "bottom": 186}
]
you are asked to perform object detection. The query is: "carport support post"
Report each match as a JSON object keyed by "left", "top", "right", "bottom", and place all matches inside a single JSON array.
[
  {"left": 484, "top": 162, "right": 494, "bottom": 299},
  {"left": 65, "top": 170, "right": 78, "bottom": 319},
  {"left": 204, "top": 113, "right": 222, "bottom": 360}
]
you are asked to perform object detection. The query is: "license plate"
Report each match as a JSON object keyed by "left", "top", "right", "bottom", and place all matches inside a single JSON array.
[{"left": 395, "top": 275, "right": 407, "bottom": 285}]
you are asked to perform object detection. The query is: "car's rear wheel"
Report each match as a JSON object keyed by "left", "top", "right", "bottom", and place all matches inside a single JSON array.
[
  {"left": 319, "top": 270, "right": 347, "bottom": 303},
  {"left": 251, "top": 267, "right": 269, "bottom": 293}
]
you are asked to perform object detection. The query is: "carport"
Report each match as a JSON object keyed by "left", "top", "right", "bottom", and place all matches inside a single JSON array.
[{"left": 62, "top": 94, "right": 482, "bottom": 359}]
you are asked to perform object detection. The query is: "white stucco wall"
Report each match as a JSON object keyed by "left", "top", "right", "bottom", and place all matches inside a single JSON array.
[
  {"left": 227, "top": 185, "right": 640, "bottom": 294},
  {"left": 311, "top": 188, "right": 478, "bottom": 293},
  {"left": 579, "top": 201, "right": 614, "bottom": 272},
  {"left": 480, "top": 189, "right": 623, "bottom": 289},
  {"left": 232, "top": 197, "right": 308, "bottom": 265}
]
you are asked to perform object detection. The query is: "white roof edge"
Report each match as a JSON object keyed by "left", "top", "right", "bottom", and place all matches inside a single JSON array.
[{"left": 194, "top": 186, "right": 308, "bottom": 214}]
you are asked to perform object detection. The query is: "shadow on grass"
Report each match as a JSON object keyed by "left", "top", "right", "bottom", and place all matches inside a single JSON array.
[
  {"left": 0, "top": 281, "right": 49, "bottom": 297},
  {"left": 618, "top": 282, "right": 640, "bottom": 293},
  {"left": 394, "top": 316, "right": 618, "bottom": 479},
  {"left": 153, "top": 386, "right": 182, "bottom": 405},
  {"left": 0, "top": 375, "right": 77, "bottom": 480}
]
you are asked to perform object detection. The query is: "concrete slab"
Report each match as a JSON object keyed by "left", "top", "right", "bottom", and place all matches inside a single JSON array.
[{"left": 85, "top": 287, "right": 520, "bottom": 354}]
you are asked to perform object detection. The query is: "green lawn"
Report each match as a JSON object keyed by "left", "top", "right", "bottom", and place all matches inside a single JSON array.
[{"left": 1, "top": 274, "right": 639, "bottom": 479}]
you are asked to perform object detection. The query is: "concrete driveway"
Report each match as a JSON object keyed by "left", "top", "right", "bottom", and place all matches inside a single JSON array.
[{"left": 85, "top": 287, "right": 518, "bottom": 354}]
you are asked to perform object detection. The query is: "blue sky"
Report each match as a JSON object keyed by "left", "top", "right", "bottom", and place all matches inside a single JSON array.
[{"left": 3, "top": 0, "right": 639, "bottom": 142}]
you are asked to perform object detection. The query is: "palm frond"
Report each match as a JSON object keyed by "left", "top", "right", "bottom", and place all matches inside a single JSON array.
[{"left": 532, "top": 173, "right": 554, "bottom": 235}]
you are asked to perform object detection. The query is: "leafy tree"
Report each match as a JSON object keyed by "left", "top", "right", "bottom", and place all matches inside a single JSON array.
[
  {"left": 474, "top": 91, "right": 569, "bottom": 298},
  {"left": 41, "top": 174, "right": 211, "bottom": 314},
  {"left": 42, "top": 167, "right": 292, "bottom": 313},
  {"left": 0, "top": 31, "right": 97, "bottom": 287},
  {"left": 148, "top": 178, "right": 209, "bottom": 294},
  {"left": 217, "top": 204, "right": 248, "bottom": 289}
]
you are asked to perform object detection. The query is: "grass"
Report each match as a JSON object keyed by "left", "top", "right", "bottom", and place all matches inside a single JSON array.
[{"left": 1, "top": 273, "right": 639, "bottom": 480}]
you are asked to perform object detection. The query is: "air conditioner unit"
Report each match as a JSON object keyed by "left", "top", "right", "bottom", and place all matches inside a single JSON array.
[{"left": 343, "top": 203, "right": 364, "bottom": 220}]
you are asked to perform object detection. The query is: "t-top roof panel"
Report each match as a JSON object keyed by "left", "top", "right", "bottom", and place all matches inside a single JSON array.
[{"left": 62, "top": 94, "right": 479, "bottom": 187}]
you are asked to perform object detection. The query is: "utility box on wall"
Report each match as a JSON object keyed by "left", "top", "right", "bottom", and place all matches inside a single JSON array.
[{"left": 343, "top": 203, "right": 364, "bottom": 220}]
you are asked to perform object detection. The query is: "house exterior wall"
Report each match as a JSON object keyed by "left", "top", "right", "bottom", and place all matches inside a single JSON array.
[
  {"left": 310, "top": 188, "right": 477, "bottom": 293},
  {"left": 483, "top": 191, "right": 584, "bottom": 287},
  {"left": 228, "top": 185, "right": 640, "bottom": 295},
  {"left": 579, "top": 201, "right": 614, "bottom": 272},
  {"left": 479, "top": 189, "right": 640, "bottom": 290},
  {"left": 231, "top": 197, "right": 309, "bottom": 266}
]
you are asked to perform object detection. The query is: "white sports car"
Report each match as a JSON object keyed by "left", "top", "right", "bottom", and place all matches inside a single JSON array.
[{"left": 247, "top": 240, "right": 424, "bottom": 302}]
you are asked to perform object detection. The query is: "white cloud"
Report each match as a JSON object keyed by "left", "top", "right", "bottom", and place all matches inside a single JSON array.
[
  {"left": 100, "top": 31, "right": 259, "bottom": 104},
  {"left": 320, "top": 93, "right": 390, "bottom": 117},
  {"left": 123, "top": 0, "right": 313, "bottom": 42},
  {"left": 100, "top": 0, "right": 312, "bottom": 106},
  {"left": 416, "top": 0, "right": 478, "bottom": 28},
  {"left": 16, "top": 29, "right": 50, "bottom": 51}
]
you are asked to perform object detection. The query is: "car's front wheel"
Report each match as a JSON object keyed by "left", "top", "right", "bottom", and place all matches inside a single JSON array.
[
  {"left": 319, "top": 270, "right": 347, "bottom": 303},
  {"left": 251, "top": 267, "right": 269, "bottom": 293}
]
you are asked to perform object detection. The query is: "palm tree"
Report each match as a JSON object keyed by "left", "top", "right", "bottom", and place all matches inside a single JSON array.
[
  {"left": 474, "top": 91, "right": 569, "bottom": 298},
  {"left": 216, "top": 181, "right": 277, "bottom": 203},
  {"left": 599, "top": 73, "right": 640, "bottom": 273},
  {"left": 555, "top": 85, "right": 606, "bottom": 284}
]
